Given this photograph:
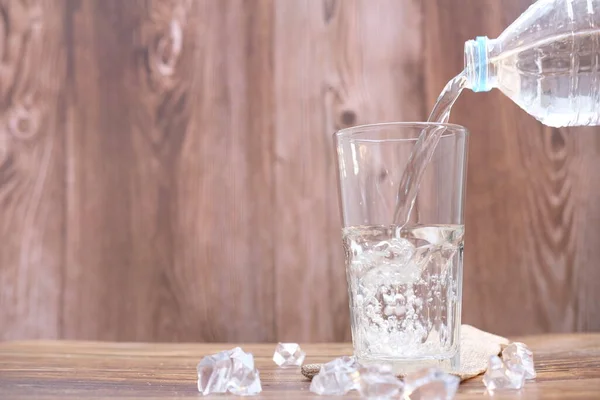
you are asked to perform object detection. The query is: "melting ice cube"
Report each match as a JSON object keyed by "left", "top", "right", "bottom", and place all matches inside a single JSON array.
[
  {"left": 403, "top": 367, "right": 459, "bottom": 400},
  {"left": 502, "top": 342, "right": 536, "bottom": 379},
  {"left": 228, "top": 347, "right": 262, "bottom": 396},
  {"left": 273, "top": 343, "right": 306, "bottom": 367},
  {"left": 357, "top": 364, "right": 404, "bottom": 399},
  {"left": 196, "top": 347, "right": 262, "bottom": 396},
  {"left": 197, "top": 349, "right": 233, "bottom": 395},
  {"left": 309, "top": 356, "right": 360, "bottom": 396},
  {"left": 483, "top": 355, "right": 525, "bottom": 392}
]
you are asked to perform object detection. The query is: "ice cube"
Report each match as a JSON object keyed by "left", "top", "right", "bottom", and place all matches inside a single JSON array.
[
  {"left": 375, "top": 238, "right": 416, "bottom": 265},
  {"left": 357, "top": 364, "right": 404, "bottom": 400},
  {"left": 361, "top": 238, "right": 420, "bottom": 287},
  {"left": 197, "top": 347, "right": 262, "bottom": 396},
  {"left": 357, "top": 238, "right": 415, "bottom": 268},
  {"left": 273, "top": 343, "right": 306, "bottom": 367},
  {"left": 309, "top": 356, "right": 360, "bottom": 395},
  {"left": 502, "top": 342, "right": 536, "bottom": 379},
  {"left": 483, "top": 355, "right": 525, "bottom": 392},
  {"left": 196, "top": 349, "right": 234, "bottom": 395},
  {"left": 403, "top": 367, "right": 459, "bottom": 400},
  {"left": 227, "top": 347, "right": 262, "bottom": 396}
]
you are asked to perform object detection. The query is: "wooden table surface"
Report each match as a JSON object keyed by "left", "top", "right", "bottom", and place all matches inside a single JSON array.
[{"left": 1, "top": 334, "right": 600, "bottom": 399}]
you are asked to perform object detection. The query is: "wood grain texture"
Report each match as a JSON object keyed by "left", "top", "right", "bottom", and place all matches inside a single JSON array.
[
  {"left": 0, "top": 0, "right": 599, "bottom": 342},
  {"left": 0, "top": 0, "right": 66, "bottom": 339},
  {"left": 172, "top": 0, "right": 276, "bottom": 342},
  {"left": 1, "top": 336, "right": 600, "bottom": 398},
  {"left": 63, "top": 0, "right": 275, "bottom": 342}
]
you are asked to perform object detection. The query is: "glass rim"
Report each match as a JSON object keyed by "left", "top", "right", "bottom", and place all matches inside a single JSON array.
[{"left": 334, "top": 121, "right": 468, "bottom": 141}]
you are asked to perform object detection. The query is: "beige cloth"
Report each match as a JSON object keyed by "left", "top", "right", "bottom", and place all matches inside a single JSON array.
[
  {"left": 454, "top": 324, "right": 509, "bottom": 380},
  {"left": 301, "top": 324, "right": 509, "bottom": 382}
]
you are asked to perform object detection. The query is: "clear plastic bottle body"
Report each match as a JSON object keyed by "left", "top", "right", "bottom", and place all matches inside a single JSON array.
[{"left": 465, "top": 0, "right": 600, "bottom": 127}]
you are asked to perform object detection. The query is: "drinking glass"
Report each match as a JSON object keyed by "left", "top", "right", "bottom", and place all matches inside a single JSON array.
[{"left": 334, "top": 122, "right": 468, "bottom": 372}]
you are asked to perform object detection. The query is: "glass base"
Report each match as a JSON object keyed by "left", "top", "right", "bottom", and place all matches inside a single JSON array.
[{"left": 357, "top": 350, "right": 460, "bottom": 376}]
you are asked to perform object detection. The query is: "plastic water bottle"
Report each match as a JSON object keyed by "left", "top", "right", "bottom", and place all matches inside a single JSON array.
[{"left": 464, "top": 0, "right": 600, "bottom": 127}]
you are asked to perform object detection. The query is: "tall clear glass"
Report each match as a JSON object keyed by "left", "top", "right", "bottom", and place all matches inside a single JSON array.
[{"left": 334, "top": 122, "right": 468, "bottom": 373}]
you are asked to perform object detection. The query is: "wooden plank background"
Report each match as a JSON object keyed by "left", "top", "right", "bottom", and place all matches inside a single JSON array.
[{"left": 0, "top": 0, "right": 598, "bottom": 342}]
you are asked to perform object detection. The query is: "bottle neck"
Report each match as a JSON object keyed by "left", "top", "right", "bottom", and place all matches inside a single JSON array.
[{"left": 464, "top": 36, "right": 498, "bottom": 92}]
